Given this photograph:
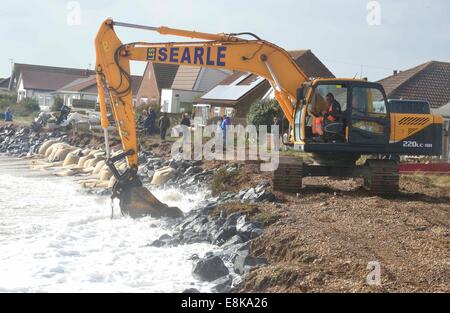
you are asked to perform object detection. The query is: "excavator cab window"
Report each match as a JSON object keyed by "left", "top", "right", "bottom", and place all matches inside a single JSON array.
[
  {"left": 304, "top": 84, "right": 348, "bottom": 142},
  {"left": 349, "top": 85, "right": 389, "bottom": 145}
]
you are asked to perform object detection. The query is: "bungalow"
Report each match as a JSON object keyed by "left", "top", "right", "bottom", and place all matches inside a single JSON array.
[
  {"left": 378, "top": 61, "right": 450, "bottom": 109},
  {"left": 195, "top": 50, "right": 335, "bottom": 125},
  {"left": 6, "top": 63, "right": 96, "bottom": 110},
  {"left": 55, "top": 74, "right": 143, "bottom": 110}
]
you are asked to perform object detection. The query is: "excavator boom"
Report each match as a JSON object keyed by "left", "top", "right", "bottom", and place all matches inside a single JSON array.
[{"left": 95, "top": 19, "right": 310, "bottom": 217}]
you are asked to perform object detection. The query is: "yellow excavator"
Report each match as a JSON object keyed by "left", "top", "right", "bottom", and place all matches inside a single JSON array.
[{"left": 95, "top": 19, "right": 443, "bottom": 218}]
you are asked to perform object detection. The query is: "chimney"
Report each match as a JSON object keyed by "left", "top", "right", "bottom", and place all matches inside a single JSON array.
[{"left": 393, "top": 70, "right": 398, "bottom": 76}]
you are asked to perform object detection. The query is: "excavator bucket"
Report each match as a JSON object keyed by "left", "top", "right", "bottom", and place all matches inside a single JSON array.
[{"left": 119, "top": 186, "right": 183, "bottom": 219}]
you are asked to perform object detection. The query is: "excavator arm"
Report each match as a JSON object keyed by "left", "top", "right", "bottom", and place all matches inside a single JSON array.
[{"left": 95, "top": 19, "right": 308, "bottom": 217}]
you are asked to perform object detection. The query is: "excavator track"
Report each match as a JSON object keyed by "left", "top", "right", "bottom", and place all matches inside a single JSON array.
[
  {"left": 272, "top": 157, "right": 303, "bottom": 193},
  {"left": 364, "top": 160, "right": 399, "bottom": 196}
]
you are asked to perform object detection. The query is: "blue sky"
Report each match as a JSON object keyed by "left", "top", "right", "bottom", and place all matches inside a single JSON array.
[{"left": 0, "top": 0, "right": 449, "bottom": 81}]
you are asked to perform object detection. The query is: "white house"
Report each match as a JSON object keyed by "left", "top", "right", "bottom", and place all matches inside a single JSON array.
[{"left": 160, "top": 65, "right": 232, "bottom": 114}]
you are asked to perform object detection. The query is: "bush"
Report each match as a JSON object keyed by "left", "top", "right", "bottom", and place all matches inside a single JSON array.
[
  {"left": 50, "top": 96, "right": 64, "bottom": 112},
  {"left": 20, "top": 98, "right": 40, "bottom": 113},
  {"left": 209, "top": 167, "right": 239, "bottom": 196},
  {"left": 0, "top": 94, "right": 17, "bottom": 110},
  {"left": 247, "top": 98, "right": 282, "bottom": 130}
]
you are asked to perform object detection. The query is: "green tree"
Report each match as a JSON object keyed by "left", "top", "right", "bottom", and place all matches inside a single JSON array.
[
  {"left": 19, "top": 98, "right": 40, "bottom": 114},
  {"left": 50, "top": 96, "right": 64, "bottom": 112},
  {"left": 247, "top": 98, "right": 282, "bottom": 130}
]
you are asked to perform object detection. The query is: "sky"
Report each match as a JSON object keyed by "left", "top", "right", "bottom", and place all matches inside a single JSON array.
[{"left": 0, "top": 0, "right": 449, "bottom": 81}]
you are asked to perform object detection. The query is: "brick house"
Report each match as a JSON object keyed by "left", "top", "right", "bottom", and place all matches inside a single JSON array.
[
  {"left": 195, "top": 50, "right": 334, "bottom": 125},
  {"left": 378, "top": 61, "right": 450, "bottom": 108}
]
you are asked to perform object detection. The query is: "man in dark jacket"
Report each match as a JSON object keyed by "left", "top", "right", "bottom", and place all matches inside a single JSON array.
[
  {"left": 323, "top": 93, "right": 342, "bottom": 122},
  {"left": 180, "top": 113, "right": 191, "bottom": 127},
  {"left": 159, "top": 113, "right": 170, "bottom": 140}
]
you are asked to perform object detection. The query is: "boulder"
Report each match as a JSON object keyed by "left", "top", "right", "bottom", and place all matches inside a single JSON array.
[
  {"left": 234, "top": 255, "right": 267, "bottom": 275},
  {"left": 211, "top": 275, "right": 233, "bottom": 293},
  {"left": 214, "top": 225, "right": 238, "bottom": 246},
  {"left": 182, "top": 288, "right": 200, "bottom": 293},
  {"left": 192, "top": 256, "right": 229, "bottom": 282}
]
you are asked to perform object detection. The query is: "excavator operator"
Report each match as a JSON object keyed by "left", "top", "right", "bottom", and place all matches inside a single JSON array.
[
  {"left": 324, "top": 93, "right": 342, "bottom": 122},
  {"left": 312, "top": 93, "right": 343, "bottom": 142}
]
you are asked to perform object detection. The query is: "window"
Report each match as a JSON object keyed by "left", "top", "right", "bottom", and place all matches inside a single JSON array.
[
  {"left": 309, "top": 84, "right": 348, "bottom": 115},
  {"left": 214, "top": 107, "right": 221, "bottom": 117},
  {"left": 352, "top": 87, "right": 386, "bottom": 116},
  {"left": 351, "top": 87, "right": 387, "bottom": 135}
]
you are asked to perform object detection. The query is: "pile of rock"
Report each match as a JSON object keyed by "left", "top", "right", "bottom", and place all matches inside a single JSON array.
[
  {"left": 0, "top": 125, "right": 64, "bottom": 157},
  {"left": 137, "top": 156, "right": 214, "bottom": 193},
  {"left": 149, "top": 194, "right": 272, "bottom": 292}
]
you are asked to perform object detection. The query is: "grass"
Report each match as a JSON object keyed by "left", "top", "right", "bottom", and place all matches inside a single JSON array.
[
  {"left": 407, "top": 173, "right": 450, "bottom": 189},
  {"left": 211, "top": 201, "right": 281, "bottom": 226},
  {"left": 209, "top": 167, "right": 240, "bottom": 196}
]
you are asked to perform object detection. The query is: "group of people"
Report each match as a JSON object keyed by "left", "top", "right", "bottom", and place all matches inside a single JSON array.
[{"left": 139, "top": 107, "right": 171, "bottom": 140}]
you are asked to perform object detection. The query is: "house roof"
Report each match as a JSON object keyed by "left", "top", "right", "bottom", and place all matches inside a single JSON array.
[
  {"left": 9, "top": 63, "right": 95, "bottom": 92},
  {"left": 171, "top": 66, "right": 202, "bottom": 90},
  {"left": 57, "top": 74, "right": 143, "bottom": 95},
  {"left": 200, "top": 73, "right": 266, "bottom": 102},
  {"left": 378, "top": 61, "right": 450, "bottom": 108},
  {"left": 433, "top": 102, "right": 450, "bottom": 118},
  {"left": 153, "top": 63, "right": 179, "bottom": 91},
  {"left": 199, "top": 49, "right": 334, "bottom": 105},
  {"left": 290, "top": 50, "right": 335, "bottom": 79},
  {"left": 0, "top": 77, "right": 10, "bottom": 89}
]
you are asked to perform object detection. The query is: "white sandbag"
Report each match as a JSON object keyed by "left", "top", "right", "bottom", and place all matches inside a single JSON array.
[
  {"left": 38, "top": 139, "right": 58, "bottom": 155},
  {"left": 78, "top": 154, "right": 95, "bottom": 168},
  {"left": 93, "top": 160, "right": 106, "bottom": 175},
  {"left": 151, "top": 166, "right": 176, "bottom": 186}
]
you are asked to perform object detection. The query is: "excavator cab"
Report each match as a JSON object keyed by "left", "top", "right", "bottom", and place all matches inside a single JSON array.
[{"left": 294, "top": 79, "right": 390, "bottom": 153}]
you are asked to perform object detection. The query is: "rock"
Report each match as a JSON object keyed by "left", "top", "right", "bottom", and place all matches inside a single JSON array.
[
  {"left": 221, "top": 235, "right": 244, "bottom": 249},
  {"left": 214, "top": 226, "right": 237, "bottom": 246},
  {"left": 192, "top": 256, "right": 229, "bottom": 282},
  {"left": 211, "top": 275, "right": 233, "bottom": 293},
  {"left": 236, "top": 216, "right": 263, "bottom": 240},
  {"left": 234, "top": 255, "right": 267, "bottom": 275},
  {"left": 250, "top": 228, "right": 264, "bottom": 239},
  {"left": 182, "top": 288, "right": 201, "bottom": 293},
  {"left": 188, "top": 254, "right": 200, "bottom": 261},
  {"left": 184, "top": 166, "right": 203, "bottom": 176},
  {"left": 148, "top": 234, "right": 173, "bottom": 247},
  {"left": 242, "top": 188, "right": 258, "bottom": 201}
]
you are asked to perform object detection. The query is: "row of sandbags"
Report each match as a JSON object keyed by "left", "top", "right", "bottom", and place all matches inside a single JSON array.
[
  {"left": 35, "top": 139, "right": 128, "bottom": 189},
  {"left": 35, "top": 139, "right": 179, "bottom": 189}
]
